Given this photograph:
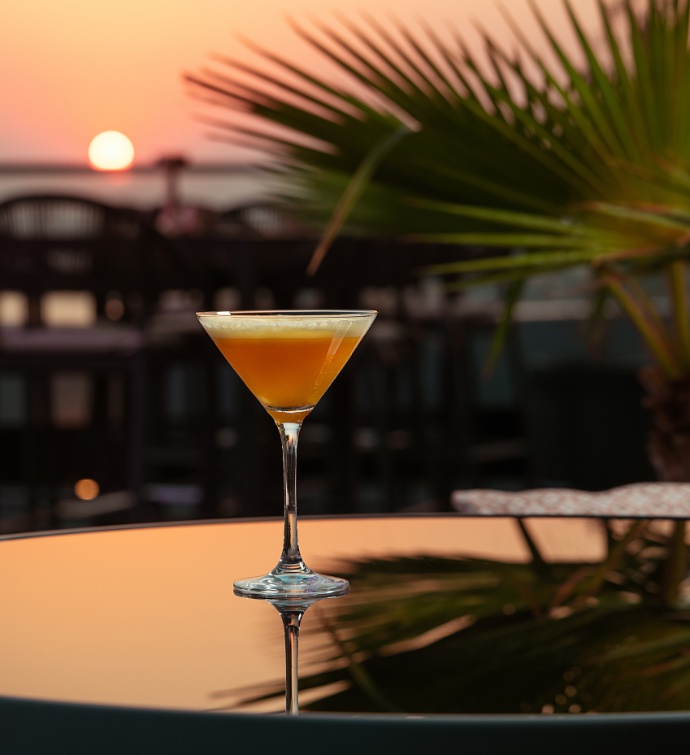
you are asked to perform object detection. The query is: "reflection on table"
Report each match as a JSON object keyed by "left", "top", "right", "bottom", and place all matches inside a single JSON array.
[{"left": 1, "top": 515, "right": 688, "bottom": 717}]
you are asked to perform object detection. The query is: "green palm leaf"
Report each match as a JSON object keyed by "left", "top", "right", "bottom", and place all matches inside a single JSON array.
[{"left": 187, "top": 0, "right": 690, "bottom": 377}]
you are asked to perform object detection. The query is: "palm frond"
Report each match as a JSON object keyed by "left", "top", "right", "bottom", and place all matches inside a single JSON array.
[{"left": 188, "top": 0, "right": 690, "bottom": 375}]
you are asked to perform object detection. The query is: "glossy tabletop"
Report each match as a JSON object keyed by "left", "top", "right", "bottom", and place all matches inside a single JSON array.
[{"left": 1, "top": 513, "right": 689, "bottom": 719}]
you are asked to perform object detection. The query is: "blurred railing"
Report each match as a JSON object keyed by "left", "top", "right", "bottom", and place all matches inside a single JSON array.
[{"left": 0, "top": 194, "right": 654, "bottom": 533}]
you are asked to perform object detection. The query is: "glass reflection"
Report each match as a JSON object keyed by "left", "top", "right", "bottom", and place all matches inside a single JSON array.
[
  {"left": 234, "top": 518, "right": 690, "bottom": 715},
  {"left": 234, "top": 591, "right": 342, "bottom": 715}
]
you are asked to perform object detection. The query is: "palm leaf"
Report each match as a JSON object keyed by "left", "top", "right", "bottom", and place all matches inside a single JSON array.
[{"left": 188, "top": 0, "right": 690, "bottom": 376}]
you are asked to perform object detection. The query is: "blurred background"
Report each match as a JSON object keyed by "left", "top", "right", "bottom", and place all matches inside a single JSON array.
[{"left": 0, "top": 0, "right": 656, "bottom": 534}]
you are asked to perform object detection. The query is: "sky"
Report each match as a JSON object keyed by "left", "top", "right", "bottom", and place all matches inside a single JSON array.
[{"left": 0, "top": 0, "right": 612, "bottom": 168}]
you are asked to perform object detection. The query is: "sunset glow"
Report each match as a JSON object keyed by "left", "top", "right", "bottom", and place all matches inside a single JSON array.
[
  {"left": 88, "top": 131, "right": 135, "bottom": 171},
  {"left": 1, "top": 1, "right": 604, "bottom": 166}
]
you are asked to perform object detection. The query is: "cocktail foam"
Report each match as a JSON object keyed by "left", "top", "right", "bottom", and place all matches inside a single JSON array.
[{"left": 197, "top": 312, "right": 375, "bottom": 338}]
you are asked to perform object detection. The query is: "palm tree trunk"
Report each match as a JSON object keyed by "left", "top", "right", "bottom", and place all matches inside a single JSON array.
[
  {"left": 639, "top": 365, "right": 690, "bottom": 483},
  {"left": 637, "top": 366, "right": 689, "bottom": 607}
]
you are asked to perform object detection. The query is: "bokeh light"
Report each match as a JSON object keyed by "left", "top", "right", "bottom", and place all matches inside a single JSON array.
[{"left": 74, "top": 478, "right": 100, "bottom": 501}]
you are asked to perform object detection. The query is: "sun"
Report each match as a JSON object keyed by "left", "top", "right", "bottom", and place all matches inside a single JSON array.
[{"left": 88, "top": 131, "right": 135, "bottom": 171}]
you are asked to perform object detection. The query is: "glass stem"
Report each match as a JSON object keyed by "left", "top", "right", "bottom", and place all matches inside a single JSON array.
[
  {"left": 281, "top": 608, "right": 305, "bottom": 715},
  {"left": 276, "top": 421, "right": 309, "bottom": 574}
]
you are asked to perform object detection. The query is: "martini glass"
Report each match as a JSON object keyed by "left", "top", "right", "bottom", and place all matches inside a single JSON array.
[{"left": 197, "top": 309, "right": 376, "bottom": 597}]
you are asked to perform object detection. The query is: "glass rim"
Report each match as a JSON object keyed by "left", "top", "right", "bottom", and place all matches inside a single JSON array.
[{"left": 196, "top": 309, "right": 378, "bottom": 317}]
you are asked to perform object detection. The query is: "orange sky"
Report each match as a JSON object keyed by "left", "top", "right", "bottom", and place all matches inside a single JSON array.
[{"left": 0, "top": 0, "right": 609, "bottom": 167}]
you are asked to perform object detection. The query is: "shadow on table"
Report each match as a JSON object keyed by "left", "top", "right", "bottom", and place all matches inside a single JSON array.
[{"left": 225, "top": 515, "right": 690, "bottom": 716}]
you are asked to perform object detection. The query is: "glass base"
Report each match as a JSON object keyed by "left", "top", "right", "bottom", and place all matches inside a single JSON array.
[{"left": 233, "top": 570, "right": 349, "bottom": 598}]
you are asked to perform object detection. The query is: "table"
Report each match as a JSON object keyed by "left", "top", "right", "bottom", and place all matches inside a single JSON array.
[{"left": 2, "top": 515, "right": 690, "bottom": 754}]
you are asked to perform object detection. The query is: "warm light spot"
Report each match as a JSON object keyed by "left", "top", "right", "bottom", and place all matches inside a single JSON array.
[
  {"left": 88, "top": 131, "right": 135, "bottom": 171},
  {"left": 104, "top": 294, "right": 125, "bottom": 321},
  {"left": 74, "top": 478, "right": 100, "bottom": 501}
]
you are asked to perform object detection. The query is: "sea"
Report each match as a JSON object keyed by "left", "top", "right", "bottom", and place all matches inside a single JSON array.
[{"left": 0, "top": 163, "right": 278, "bottom": 214}]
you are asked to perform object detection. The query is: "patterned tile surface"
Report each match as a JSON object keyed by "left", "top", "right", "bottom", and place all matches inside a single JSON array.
[{"left": 452, "top": 482, "right": 690, "bottom": 518}]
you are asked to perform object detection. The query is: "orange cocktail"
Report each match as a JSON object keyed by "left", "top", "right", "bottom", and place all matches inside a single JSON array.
[
  {"left": 210, "top": 331, "right": 364, "bottom": 422},
  {"left": 196, "top": 310, "right": 377, "bottom": 599}
]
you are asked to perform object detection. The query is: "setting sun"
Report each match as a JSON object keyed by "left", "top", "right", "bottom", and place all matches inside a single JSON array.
[{"left": 88, "top": 131, "right": 135, "bottom": 171}]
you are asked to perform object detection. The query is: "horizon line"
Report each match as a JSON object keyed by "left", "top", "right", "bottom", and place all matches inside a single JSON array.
[{"left": 0, "top": 161, "right": 270, "bottom": 175}]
